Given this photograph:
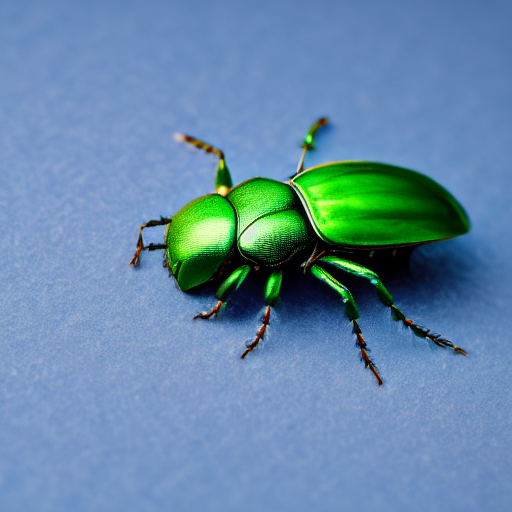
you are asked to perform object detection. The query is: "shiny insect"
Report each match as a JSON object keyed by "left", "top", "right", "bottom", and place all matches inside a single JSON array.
[{"left": 130, "top": 118, "right": 469, "bottom": 385}]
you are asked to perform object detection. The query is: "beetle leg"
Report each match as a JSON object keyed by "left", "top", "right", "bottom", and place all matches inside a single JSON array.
[
  {"left": 194, "top": 265, "right": 251, "bottom": 321},
  {"left": 310, "top": 264, "right": 383, "bottom": 386},
  {"left": 295, "top": 117, "right": 329, "bottom": 175},
  {"left": 174, "top": 133, "right": 233, "bottom": 195},
  {"left": 129, "top": 217, "right": 172, "bottom": 266},
  {"left": 352, "top": 319, "right": 384, "bottom": 386},
  {"left": 319, "top": 255, "right": 467, "bottom": 356},
  {"left": 241, "top": 306, "right": 271, "bottom": 359},
  {"left": 301, "top": 243, "right": 328, "bottom": 273},
  {"left": 390, "top": 305, "right": 467, "bottom": 355},
  {"left": 241, "top": 270, "right": 282, "bottom": 359},
  {"left": 194, "top": 300, "right": 224, "bottom": 320}
]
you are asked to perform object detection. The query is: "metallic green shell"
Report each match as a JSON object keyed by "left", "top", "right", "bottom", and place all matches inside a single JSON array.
[
  {"left": 227, "top": 178, "right": 315, "bottom": 266},
  {"left": 291, "top": 161, "right": 470, "bottom": 248},
  {"left": 264, "top": 270, "right": 283, "bottom": 307},
  {"left": 238, "top": 209, "right": 313, "bottom": 266},
  {"left": 227, "top": 178, "right": 298, "bottom": 234},
  {"left": 166, "top": 194, "right": 236, "bottom": 291}
]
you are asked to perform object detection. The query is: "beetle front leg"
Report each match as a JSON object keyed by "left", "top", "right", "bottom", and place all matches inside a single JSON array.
[
  {"left": 241, "top": 270, "right": 282, "bottom": 359},
  {"left": 194, "top": 265, "right": 251, "bottom": 320},
  {"left": 310, "top": 264, "right": 383, "bottom": 386},
  {"left": 129, "top": 217, "right": 172, "bottom": 266},
  {"left": 319, "top": 255, "right": 467, "bottom": 356},
  {"left": 193, "top": 300, "right": 224, "bottom": 320}
]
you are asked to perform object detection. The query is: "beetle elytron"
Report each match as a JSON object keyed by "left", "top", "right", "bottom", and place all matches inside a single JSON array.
[{"left": 130, "top": 118, "right": 469, "bottom": 385}]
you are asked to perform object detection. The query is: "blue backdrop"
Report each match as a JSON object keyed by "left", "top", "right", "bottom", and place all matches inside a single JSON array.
[{"left": 1, "top": 2, "right": 511, "bottom": 511}]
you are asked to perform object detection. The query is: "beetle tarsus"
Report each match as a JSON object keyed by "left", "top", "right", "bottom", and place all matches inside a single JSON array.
[
  {"left": 241, "top": 306, "right": 271, "bottom": 359},
  {"left": 391, "top": 305, "right": 467, "bottom": 356},
  {"left": 129, "top": 240, "right": 144, "bottom": 267},
  {"left": 352, "top": 320, "right": 383, "bottom": 386},
  {"left": 193, "top": 300, "right": 224, "bottom": 320}
]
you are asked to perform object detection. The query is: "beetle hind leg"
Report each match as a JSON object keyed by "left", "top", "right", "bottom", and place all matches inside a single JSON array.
[
  {"left": 352, "top": 319, "right": 384, "bottom": 386},
  {"left": 310, "top": 264, "right": 384, "bottom": 386},
  {"left": 390, "top": 305, "right": 467, "bottom": 355},
  {"left": 319, "top": 255, "right": 467, "bottom": 356}
]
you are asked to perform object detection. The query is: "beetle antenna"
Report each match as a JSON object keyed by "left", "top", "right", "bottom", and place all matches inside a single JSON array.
[
  {"left": 129, "top": 217, "right": 172, "bottom": 266},
  {"left": 296, "top": 117, "right": 329, "bottom": 175},
  {"left": 174, "top": 133, "right": 225, "bottom": 160},
  {"left": 174, "top": 133, "right": 233, "bottom": 196}
]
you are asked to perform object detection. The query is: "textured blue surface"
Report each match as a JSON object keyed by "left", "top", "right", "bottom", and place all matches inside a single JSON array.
[{"left": 1, "top": 2, "right": 511, "bottom": 511}]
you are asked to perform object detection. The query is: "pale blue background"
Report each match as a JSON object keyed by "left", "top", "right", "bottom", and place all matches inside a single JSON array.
[{"left": 1, "top": 2, "right": 511, "bottom": 511}]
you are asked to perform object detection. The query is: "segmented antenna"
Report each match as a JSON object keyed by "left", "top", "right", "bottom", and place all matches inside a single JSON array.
[
  {"left": 296, "top": 117, "right": 329, "bottom": 174},
  {"left": 174, "top": 133, "right": 233, "bottom": 195},
  {"left": 174, "top": 133, "right": 226, "bottom": 160}
]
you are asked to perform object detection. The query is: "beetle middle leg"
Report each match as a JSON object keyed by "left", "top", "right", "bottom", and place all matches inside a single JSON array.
[
  {"left": 241, "top": 270, "right": 282, "bottom": 359},
  {"left": 129, "top": 217, "right": 172, "bottom": 266},
  {"left": 310, "top": 264, "right": 383, "bottom": 386},
  {"left": 319, "top": 255, "right": 467, "bottom": 356}
]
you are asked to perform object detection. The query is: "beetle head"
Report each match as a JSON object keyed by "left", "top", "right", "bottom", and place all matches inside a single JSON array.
[{"left": 166, "top": 194, "right": 236, "bottom": 291}]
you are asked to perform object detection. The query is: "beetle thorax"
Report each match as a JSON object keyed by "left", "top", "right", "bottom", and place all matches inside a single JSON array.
[{"left": 227, "top": 178, "right": 316, "bottom": 267}]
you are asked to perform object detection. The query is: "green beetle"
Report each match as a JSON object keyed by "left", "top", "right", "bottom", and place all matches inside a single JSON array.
[{"left": 130, "top": 118, "right": 469, "bottom": 385}]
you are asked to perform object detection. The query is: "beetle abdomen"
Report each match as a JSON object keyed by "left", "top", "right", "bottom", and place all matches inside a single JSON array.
[
  {"left": 228, "top": 178, "right": 315, "bottom": 265},
  {"left": 291, "top": 161, "right": 470, "bottom": 248}
]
